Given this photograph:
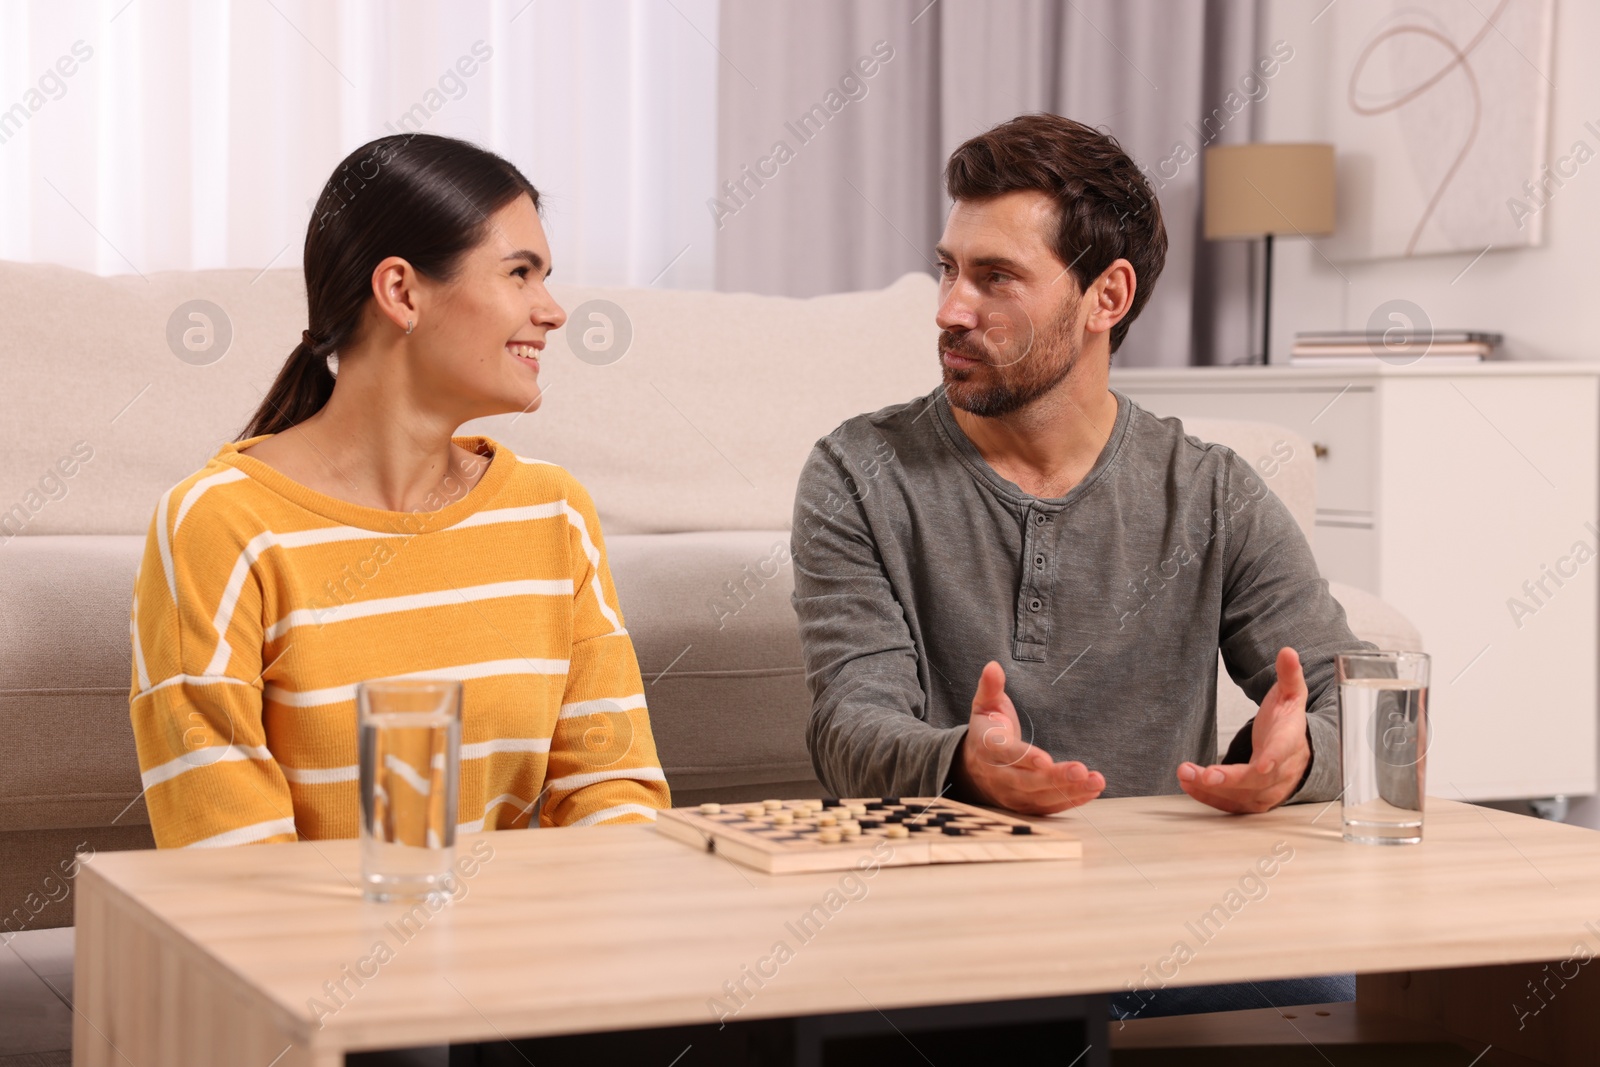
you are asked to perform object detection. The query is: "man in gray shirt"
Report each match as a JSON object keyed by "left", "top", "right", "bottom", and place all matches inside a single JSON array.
[{"left": 791, "top": 114, "right": 1374, "bottom": 817}]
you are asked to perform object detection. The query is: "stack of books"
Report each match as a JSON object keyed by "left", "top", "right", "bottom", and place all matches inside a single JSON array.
[{"left": 1290, "top": 330, "right": 1502, "bottom": 365}]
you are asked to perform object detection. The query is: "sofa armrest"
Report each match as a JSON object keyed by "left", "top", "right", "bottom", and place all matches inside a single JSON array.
[
  {"left": 1326, "top": 580, "right": 1423, "bottom": 654},
  {"left": 1215, "top": 583, "right": 1423, "bottom": 759}
]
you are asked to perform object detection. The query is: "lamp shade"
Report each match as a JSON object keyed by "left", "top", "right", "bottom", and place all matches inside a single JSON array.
[{"left": 1204, "top": 143, "right": 1335, "bottom": 239}]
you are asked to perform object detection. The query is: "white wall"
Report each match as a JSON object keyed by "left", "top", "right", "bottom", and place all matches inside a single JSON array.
[
  {"left": 1259, "top": 1, "right": 1600, "bottom": 823},
  {"left": 1258, "top": 0, "right": 1595, "bottom": 363}
]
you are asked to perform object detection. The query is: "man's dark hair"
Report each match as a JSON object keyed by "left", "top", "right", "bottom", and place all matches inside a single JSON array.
[{"left": 944, "top": 113, "right": 1167, "bottom": 354}]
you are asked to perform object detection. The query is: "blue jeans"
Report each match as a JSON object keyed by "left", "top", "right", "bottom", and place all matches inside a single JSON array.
[{"left": 1108, "top": 974, "right": 1356, "bottom": 1021}]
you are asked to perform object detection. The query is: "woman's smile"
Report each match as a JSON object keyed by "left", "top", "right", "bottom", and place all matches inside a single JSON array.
[{"left": 507, "top": 339, "right": 542, "bottom": 371}]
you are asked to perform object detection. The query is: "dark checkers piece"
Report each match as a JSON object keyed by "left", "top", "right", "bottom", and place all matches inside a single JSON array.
[
  {"left": 906, "top": 823, "right": 925, "bottom": 833},
  {"left": 865, "top": 802, "right": 887, "bottom": 811},
  {"left": 884, "top": 813, "right": 905, "bottom": 823},
  {"left": 941, "top": 825, "right": 965, "bottom": 836},
  {"left": 881, "top": 797, "right": 901, "bottom": 804},
  {"left": 860, "top": 820, "right": 882, "bottom": 829},
  {"left": 1012, "top": 825, "right": 1034, "bottom": 835},
  {"left": 821, "top": 798, "right": 842, "bottom": 808}
]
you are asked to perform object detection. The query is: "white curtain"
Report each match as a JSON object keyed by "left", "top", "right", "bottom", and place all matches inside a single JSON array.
[
  {"left": 711, "top": 0, "right": 944, "bottom": 299},
  {"left": 0, "top": 0, "right": 719, "bottom": 289},
  {"left": 938, "top": 0, "right": 1261, "bottom": 367},
  {"left": 716, "top": 0, "right": 1264, "bottom": 366}
]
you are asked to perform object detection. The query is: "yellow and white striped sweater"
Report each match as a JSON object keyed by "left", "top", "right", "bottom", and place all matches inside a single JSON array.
[{"left": 129, "top": 433, "right": 670, "bottom": 848}]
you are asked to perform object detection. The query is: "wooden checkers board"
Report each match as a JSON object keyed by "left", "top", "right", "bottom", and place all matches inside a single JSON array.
[{"left": 654, "top": 796, "right": 1082, "bottom": 874}]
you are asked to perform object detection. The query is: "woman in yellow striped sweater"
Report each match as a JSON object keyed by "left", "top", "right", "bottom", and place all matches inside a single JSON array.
[{"left": 128, "top": 134, "right": 671, "bottom": 848}]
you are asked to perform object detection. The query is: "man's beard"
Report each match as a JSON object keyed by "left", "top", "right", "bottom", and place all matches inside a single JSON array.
[{"left": 940, "top": 293, "right": 1081, "bottom": 419}]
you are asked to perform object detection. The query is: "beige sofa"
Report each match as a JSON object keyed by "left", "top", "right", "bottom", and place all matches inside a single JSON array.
[{"left": 0, "top": 263, "right": 1419, "bottom": 931}]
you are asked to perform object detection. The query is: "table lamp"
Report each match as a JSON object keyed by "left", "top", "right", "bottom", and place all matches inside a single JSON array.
[{"left": 1203, "top": 143, "right": 1335, "bottom": 364}]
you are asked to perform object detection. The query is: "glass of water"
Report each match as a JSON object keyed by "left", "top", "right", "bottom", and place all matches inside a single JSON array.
[
  {"left": 357, "top": 679, "right": 462, "bottom": 901},
  {"left": 1337, "top": 651, "right": 1430, "bottom": 845}
]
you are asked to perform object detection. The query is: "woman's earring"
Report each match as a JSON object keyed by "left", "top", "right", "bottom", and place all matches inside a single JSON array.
[{"left": 405, "top": 319, "right": 415, "bottom": 335}]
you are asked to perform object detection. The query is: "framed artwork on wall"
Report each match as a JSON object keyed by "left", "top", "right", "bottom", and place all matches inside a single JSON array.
[{"left": 1319, "top": 0, "right": 1555, "bottom": 262}]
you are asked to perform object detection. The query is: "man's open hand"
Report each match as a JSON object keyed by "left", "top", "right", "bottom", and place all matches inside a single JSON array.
[
  {"left": 1177, "top": 646, "right": 1311, "bottom": 813},
  {"left": 953, "top": 660, "right": 1104, "bottom": 814}
]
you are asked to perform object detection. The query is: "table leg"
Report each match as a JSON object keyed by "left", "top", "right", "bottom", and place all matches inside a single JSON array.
[
  {"left": 793, "top": 995, "right": 1109, "bottom": 1067},
  {"left": 1359, "top": 960, "right": 1597, "bottom": 1065},
  {"left": 73, "top": 864, "right": 335, "bottom": 1066}
]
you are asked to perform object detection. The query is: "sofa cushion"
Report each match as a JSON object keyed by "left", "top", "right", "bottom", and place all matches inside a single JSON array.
[
  {"left": 0, "top": 258, "right": 940, "bottom": 539},
  {"left": 1178, "top": 416, "right": 1317, "bottom": 542},
  {"left": 0, "top": 535, "right": 147, "bottom": 832},
  {"left": 606, "top": 531, "right": 818, "bottom": 800},
  {"left": 0, "top": 528, "right": 820, "bottom": 832},
  {"left": 464, "top": 272, "right": 942, "bottom": 534},
  {"left": 0, "top": 261, "right": 310, "bottom": 541}
]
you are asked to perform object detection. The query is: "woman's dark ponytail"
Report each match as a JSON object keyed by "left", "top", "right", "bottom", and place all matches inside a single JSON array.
[
  {"left": 243, "top": 331, "right": 337, "bottom": 439},
  {"left": 236, "top": 134, "right": 541, "bottom": 441}
]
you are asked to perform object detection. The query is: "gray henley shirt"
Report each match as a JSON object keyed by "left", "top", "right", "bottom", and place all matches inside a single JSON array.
[{"left": 790, "top": 386, "right": 1375, "bottom": 806}]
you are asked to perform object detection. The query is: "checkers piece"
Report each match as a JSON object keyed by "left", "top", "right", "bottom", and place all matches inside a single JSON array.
[
  {"left": 762, "top": 799, "right": 784, "bottom": 812},
  {"left": 698, "top": 803, "right": 722, "bottom": 815},
  {"left": 1012, "top": 824, "right": 1034, "bottom": 835}
]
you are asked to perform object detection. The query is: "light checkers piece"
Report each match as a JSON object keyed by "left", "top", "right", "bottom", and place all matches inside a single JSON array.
[{"left": 655, "top": 796, "right": 1081, "bottom": 875}]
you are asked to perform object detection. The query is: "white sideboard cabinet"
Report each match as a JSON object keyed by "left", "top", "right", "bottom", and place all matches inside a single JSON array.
[{"left": 1110, "top": 362, "right": 1600, "bottom": 802}]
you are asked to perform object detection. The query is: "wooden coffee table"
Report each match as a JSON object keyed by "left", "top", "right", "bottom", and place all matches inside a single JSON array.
[{"left": 71, "top": 795, "right": 1600, "bottom": 1065}]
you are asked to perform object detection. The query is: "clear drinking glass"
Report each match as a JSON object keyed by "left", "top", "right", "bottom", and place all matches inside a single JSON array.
[
  {"left": 1337, "top": 650, "right": 1430, "bottom": 845},
  {"left": 357, "top": 679, "right": 462, "bottom": 901}
]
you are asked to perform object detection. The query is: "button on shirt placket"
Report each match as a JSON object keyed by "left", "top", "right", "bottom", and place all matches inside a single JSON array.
[{"left": 1014, "top": 507, "right": 1052, "bottom": 661}]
